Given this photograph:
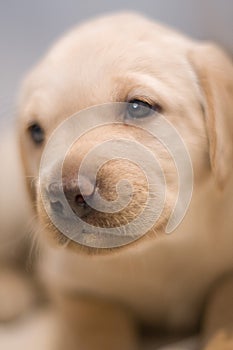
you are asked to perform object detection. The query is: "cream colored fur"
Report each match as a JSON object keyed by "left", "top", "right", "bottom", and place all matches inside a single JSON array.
[{"left": 1, "top": 12, "right": 233, "bottom": 350}]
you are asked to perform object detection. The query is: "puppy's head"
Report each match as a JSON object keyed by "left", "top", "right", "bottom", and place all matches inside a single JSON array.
[{"left": 17, "top": 13, "right": 233, "bottom": 253}]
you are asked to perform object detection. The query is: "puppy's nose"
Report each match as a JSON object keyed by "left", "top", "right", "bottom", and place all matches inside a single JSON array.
[
  {"left": 64, "top": 175, "right": 95, "bottom": 207},
  {"left": 48, "top": 176, "right": 95, "bottom": 218}
]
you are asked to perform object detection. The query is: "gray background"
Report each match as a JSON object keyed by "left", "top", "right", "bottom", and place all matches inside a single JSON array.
[{"left": 0, "top": 0, "right": 232, "bottom": 127}]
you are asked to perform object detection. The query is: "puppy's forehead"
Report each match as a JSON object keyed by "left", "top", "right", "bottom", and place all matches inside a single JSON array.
[{"left": 21, "top": 13, "right": 195, "bottom": 124}]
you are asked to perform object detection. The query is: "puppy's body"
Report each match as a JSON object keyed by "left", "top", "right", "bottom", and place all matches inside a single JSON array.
[{"left": 17, "top": 13, "right": 233, "bottom": 349}]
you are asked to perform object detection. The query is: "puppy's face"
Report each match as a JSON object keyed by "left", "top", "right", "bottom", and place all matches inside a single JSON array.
[{"left": 18, "top": 14, "right": 233, "bottom": 252}]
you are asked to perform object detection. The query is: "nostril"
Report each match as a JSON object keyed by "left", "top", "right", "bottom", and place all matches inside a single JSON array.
[{"left": 75, "top": 194, "right": 87, "bottom": 207}]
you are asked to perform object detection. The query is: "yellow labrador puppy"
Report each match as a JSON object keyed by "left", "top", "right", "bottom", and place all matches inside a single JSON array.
[{"left": 17, "top": 13, "right": 233, "bottom": 350}]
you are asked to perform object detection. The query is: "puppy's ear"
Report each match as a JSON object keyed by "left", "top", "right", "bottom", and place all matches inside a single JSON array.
[{"left": 188, "top": 44, "right": 233, "bottom": 189}]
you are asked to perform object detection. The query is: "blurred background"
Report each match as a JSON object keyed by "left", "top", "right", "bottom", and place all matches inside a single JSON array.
[{"left": 0, "top": 0, "right": 232, "bottom": 129}]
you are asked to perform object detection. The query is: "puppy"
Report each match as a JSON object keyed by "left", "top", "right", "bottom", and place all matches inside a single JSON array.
[{"left": 17, "top": 13, "right": 233, "bottom": 350}]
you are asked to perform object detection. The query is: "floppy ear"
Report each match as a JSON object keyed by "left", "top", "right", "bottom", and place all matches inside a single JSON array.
[{"left": 188, "top": 43, "right": 233, "bottom": 189}]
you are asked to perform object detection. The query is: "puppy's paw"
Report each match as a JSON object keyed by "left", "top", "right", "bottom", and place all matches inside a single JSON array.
[
  {"left": 203, "top": 330, "right": 233, "bottom": 350},
  {"left": 0, "top": 269, "right": 35, "bottom": 322}
]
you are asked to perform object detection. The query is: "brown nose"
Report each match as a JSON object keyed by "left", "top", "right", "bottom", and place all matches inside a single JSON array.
[{"left": 48, "top": 175, "right": 95, "bottom": 218}]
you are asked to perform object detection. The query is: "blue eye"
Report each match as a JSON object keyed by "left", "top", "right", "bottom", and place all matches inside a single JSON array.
[
  {"left": 28, "top": 123, "right": 45, "bottom": 145},
  {"left": 126, "top": 99, "right": 160, "bottom": 119}
]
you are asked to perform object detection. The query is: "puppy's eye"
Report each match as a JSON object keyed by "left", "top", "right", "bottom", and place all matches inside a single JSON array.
[
  {"left": 126, "top": 99, "right": 160, "bottom": 119},
  {"left": 126, "top": 100, "right": 151, "bottom": 119},
  {"left": 28, "top": 123, "right": 45, "bottom": 145}
]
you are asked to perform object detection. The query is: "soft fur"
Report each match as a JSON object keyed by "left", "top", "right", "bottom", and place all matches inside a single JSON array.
[{"left": 10, "top": 12, "right": 233, "bottom": 349}]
